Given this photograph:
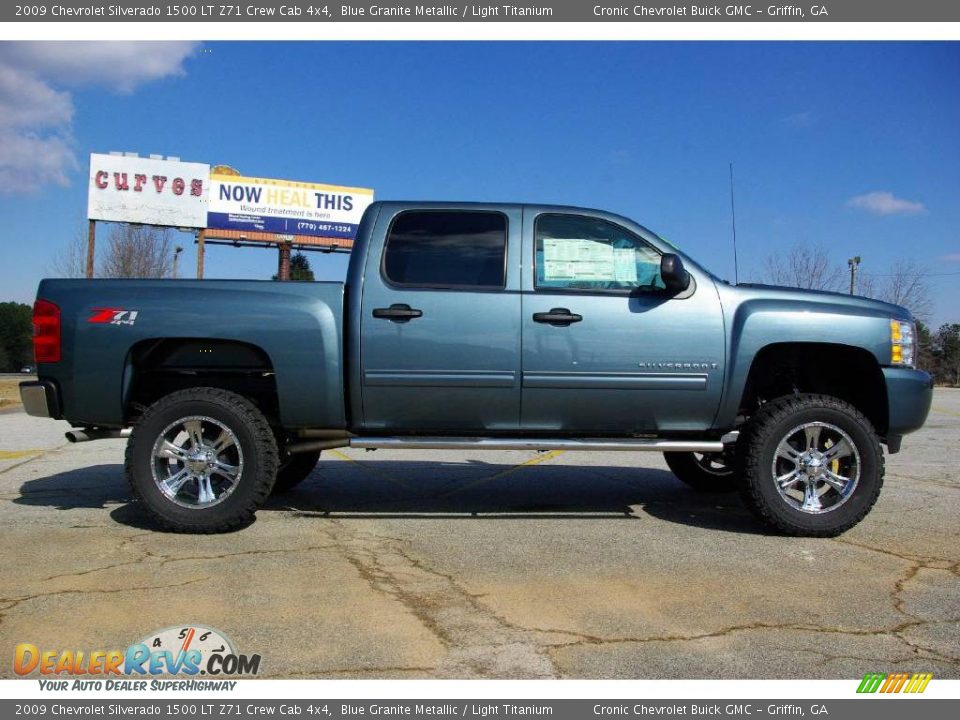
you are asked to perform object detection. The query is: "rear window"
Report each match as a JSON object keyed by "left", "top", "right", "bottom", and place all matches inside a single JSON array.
[{"left": 383, "top": 211, "right": 507, "bottom": 289}]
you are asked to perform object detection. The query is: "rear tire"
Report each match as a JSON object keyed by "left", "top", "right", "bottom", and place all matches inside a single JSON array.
[
  {"left": 125, "top": 387, "right": 278, "bottom": 533},
  {"left": 272, "top": 451, "right": 321, "bottom": 493},
  {"left": 663, "top": 451, "right": 738, "bottom": 492},
  {"left": 738, "top": 393, "right": 883, "bottom": 537}
]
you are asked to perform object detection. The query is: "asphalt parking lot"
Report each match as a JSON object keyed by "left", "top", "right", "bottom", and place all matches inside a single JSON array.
[{"left": 1, "top": 390, "right": 958, "bottom": 680}]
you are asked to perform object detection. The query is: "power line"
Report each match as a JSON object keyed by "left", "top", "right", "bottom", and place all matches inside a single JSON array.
[{"left": 865, "top": 271, "right": 960, "bottom": 278}]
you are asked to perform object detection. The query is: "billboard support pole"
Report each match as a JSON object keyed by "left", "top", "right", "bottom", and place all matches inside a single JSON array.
[
  {"left": 197, "top": 229, "right": 206, "bottom": 279},
  {"left": 86, "top": 220, "right": 96, "bottom": 279},
  {"left": 277, "top": 241, "right": 292, "bottom": 281}
]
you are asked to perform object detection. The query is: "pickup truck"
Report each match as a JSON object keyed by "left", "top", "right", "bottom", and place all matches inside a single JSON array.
[{"left": 20, "top": 202, "right": 933, "bottom": 536}]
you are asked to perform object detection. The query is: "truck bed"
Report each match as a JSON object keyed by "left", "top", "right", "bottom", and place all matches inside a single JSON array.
[{"left": 33, "top": 278, "right": 347, "bottom": 429}]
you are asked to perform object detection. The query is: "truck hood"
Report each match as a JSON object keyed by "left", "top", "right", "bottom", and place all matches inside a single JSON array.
[{"left": 729, "top": 282, "right": 913, "bottom": 321}]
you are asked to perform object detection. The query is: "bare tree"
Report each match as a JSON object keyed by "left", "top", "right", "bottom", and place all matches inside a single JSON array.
[
  {"left": 762, "top": 244, "right": 845, "bottom": 292},
  {"left": 760, "top": 245, "right": 934, "bottom": 321},
  {"left": 47, "top": 225, "right": 90, "bottom": 278},
  {"left": 98, "top": 225, "right": 177, "bottom": 279},
  {"left": 871, "top": 259, "right": 933, "bottom": 322}
]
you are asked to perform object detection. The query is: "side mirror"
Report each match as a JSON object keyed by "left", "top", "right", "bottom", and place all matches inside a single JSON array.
[{"left": 660, "top": 253, "right": 690, "bottom": 293}]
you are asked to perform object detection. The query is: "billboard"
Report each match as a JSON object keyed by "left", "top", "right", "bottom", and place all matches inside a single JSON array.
[
  {"left": 207, "top": 174, "right": 374, "bottom": 240},
  {"left": 88, "top": 153, "right": 210, "bottom": 228}
]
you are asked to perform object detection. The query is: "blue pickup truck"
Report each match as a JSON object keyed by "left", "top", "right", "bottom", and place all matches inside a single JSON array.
[{"left": 20, "top": 202, "right": 933, "bottom": 536}]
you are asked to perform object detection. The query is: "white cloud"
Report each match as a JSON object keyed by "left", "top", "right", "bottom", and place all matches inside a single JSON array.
[
  {"left": 0, "top": 42, "right": 198, "bottom": 195},
  {"left": 0, "top": 63, "right": 72, "bottom": 128},
  {"left": 0, "top": 129, "right": 76, "bottom": 192},
  {"left": 941, "top": 253, "right": 960, "bottom": 262},
  {"left": 846, "top": 191, "right": 926, "bottom": 216},
  {"left": 0, "top": 42, "right": 197, "bottom": 93},
  {"left": 0, "top": 61, "right": 76, "bottom": 193}
]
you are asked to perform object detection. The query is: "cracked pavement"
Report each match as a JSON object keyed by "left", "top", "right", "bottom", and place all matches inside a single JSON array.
[{"left": 0, "top": 390, "right": 957, "bottom": 679}]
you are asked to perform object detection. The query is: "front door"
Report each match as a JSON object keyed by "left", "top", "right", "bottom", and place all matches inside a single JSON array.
[
  {"left": 520, "top": 210, "right": 726, "bottom": 434},
  {"left": 360, "top": 207, "right": 522, "bottom": 432}
]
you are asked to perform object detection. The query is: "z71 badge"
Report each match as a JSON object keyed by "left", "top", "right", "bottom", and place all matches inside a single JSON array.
[{"left": 88, "top": 308, "right": 139, "bottom": 326}]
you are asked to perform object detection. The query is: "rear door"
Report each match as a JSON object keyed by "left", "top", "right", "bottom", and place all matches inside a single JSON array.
[
  {"left": 520, "top": 209, "right": 726, "bottom": 434},
  {"left": 359, "top": 206, "right": 522, "bottom": 432}
]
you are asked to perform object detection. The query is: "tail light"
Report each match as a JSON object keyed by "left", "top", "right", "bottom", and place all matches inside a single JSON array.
[{"left": 33, "top": 299, "right": 61, "bottom": 363}]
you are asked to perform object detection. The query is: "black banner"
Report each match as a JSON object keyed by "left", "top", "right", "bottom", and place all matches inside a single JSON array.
[{"left": 5, "top": 0, "right": 960, "bottom": 23}]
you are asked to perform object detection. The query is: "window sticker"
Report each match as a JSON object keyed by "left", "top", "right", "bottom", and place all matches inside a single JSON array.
[
  {"left": 613, "top": 248, "right": 638, "bottom": 283},
  {"left": 542, "top": 238, "right": 617, "bottom": 281}
]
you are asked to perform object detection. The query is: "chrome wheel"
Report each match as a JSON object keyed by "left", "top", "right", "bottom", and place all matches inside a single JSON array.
[
  {"left": 692, "top": 452, "right": 733, "bottom": 476},
  {"left": 151, "top": 416, "right": 244, "bottom": 509},
  {"left": 772, "top": 421, "right": 860, "bottom": 515}
]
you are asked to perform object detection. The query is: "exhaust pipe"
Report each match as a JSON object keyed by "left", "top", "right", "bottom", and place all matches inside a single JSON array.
[{"left": 65, "top": 428, "right": 131, "bottom": 443}]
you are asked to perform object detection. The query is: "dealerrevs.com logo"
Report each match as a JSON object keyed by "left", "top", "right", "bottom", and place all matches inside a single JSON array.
[{"left": 14, "top": 625, "right": 261, "bottom": 690}]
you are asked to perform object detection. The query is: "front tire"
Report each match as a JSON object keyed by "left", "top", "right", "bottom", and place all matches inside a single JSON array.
[
  {"left": 125, "top": 388, "right": 279, "bottom": 533},
  {"left": 739, "top": 393, "right": 884, "bottom": 537}
]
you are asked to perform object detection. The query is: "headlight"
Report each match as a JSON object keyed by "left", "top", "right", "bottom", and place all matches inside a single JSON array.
[{"left": 890, "top": 319, "right": 916, "bottom": 367}]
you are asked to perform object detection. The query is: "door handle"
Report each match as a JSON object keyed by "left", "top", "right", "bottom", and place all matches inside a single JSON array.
[
  {"left": 372, "top": 304, "right": 423, "bottom": 322},
  {"left": 533, "top": 308, "right": 582, "bottom": 326}
]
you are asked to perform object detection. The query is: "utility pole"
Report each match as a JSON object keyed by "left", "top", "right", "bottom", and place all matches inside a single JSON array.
[
  {"left": 86, "top": 220, "right": 96, "bottom": 279},
  {"left": 277, "top": 240, "right": 292, "bottom": 281},
  {"left": 173, "top": 245, "right": 183, "bottom": 278},
  {"left": 196, "top": 229, "right": 206, "bottom": 279},
  {"left": 848, "top": 256, "right": 861, "bottom": 295}
]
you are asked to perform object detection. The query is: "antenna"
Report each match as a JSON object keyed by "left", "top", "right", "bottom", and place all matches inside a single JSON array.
[{"left": 729, "top": 162, "right": 740, "bottom": 285}]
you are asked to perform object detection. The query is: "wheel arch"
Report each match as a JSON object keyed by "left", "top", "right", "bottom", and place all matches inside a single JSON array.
[
  {"left": 734, "top": 342, "right": 889, "bottom": 436},
  {"left": 123, "top": 338, "right": 279, "bottom": 425}
]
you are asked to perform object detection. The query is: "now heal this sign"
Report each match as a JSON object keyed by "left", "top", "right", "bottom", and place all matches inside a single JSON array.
[{"left": 207, "top": 174, "right": 374, "bottom": 240}]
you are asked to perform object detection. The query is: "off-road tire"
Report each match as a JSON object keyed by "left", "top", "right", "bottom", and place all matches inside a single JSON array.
[
  {"left": 738, "top": 393, "right": 884, "bottom": 537},
  {"left": 272, "top": 450, "right": 321, "bottom": 493},
  {"left": 664, "top": 451, "right": 738, "bottom": 492},
  {"left": 125, "top": 387, "right": 278, "bottom": 533}
]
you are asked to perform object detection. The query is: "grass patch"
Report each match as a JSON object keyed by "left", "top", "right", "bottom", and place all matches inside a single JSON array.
[{"left": 0, "top": 377, "right": 25, "bottom": 409}]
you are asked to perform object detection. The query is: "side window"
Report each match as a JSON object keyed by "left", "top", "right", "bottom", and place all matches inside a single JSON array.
[
  {"left": 383, "top": 211, "right": 507, "bottom": 289},
  {"left": 535, "top": 214, "right": 666, "bottom": 293}
]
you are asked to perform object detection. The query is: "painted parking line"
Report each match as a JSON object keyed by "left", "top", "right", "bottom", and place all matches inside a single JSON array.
[
  {"left": 328, "top": 448, "right": 568, "bottom": 499},
  {"left": 0, "top": 449, "right": 43, "bottom": 460},
  {"left": 439, "top": 450, "right": 566, "bottom": 498},
  {"left": 328, "top": 449, "right": 421, "bottom": 493}
]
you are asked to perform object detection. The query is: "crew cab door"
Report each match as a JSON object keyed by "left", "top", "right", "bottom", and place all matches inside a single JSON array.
[
  {"left": 359, "top": 206, "right": 522, "bottom": 432},
  {"left": 520, "top": 209, "right": 725, "bottom": 433}
]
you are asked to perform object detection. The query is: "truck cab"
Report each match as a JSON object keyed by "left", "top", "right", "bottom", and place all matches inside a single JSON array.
[{"left": 351, "top": 203, "right": 724, "bottom": 435}]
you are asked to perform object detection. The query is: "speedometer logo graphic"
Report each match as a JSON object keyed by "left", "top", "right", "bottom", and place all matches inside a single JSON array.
[{"left": 138, "top": 625, "right": 235, "bottom": 673}]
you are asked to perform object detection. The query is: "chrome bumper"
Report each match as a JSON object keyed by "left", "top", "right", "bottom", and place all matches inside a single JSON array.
[{"left": 19, "top": 381, "right": 61, "bottom": 419}]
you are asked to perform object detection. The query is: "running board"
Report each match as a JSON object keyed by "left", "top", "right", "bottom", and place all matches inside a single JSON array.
[{"left": 348, "top": 437, "right": 725, "bottom": 453}]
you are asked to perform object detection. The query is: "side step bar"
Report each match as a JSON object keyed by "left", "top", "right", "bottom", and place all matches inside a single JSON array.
[
  {"left": 67, "top": 429, "right": 738, "bottom": 454},
  {"left": 349, "top": 437, "right": 726, "bottom": 453}
]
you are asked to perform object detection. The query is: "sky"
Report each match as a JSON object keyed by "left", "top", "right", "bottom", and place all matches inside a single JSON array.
[{"left": 1, "top": 41, "right": 958, "bottom": 327}]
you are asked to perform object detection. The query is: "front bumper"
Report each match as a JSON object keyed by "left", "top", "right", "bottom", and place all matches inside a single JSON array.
[
  {"left": 19, "top": 381, "right": 61, "bottom": 419},
  {"left": 883, "top": 367, "right": 933, "bottom": 440}
]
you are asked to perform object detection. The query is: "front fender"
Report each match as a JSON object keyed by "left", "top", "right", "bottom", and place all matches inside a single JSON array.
[{"left": 713, "top": 297, "right": 893, "bottom": 429}]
